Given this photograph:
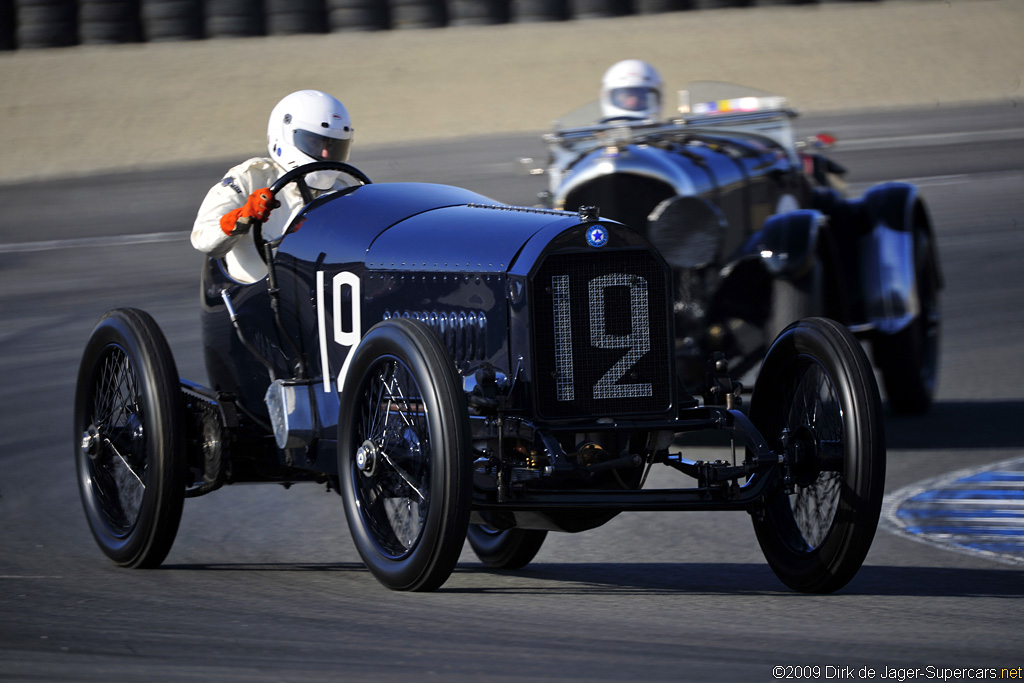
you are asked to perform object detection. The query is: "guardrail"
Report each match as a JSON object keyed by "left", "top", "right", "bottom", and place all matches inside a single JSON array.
[{"left": 1, "top": 0, "right": 876, "bottom": 50}]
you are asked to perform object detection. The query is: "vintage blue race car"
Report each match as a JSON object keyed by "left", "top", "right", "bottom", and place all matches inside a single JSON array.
[
  {"left": 75, "top": 160, "right": 886, "bottom": 593},
  {"left": 536, "top": 82, "right": 942, "bottom": 414}
]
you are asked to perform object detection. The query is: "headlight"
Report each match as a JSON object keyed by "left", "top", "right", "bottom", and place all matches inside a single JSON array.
[{"left": 646, "top": 196, "right": 726, "bottom": 269}]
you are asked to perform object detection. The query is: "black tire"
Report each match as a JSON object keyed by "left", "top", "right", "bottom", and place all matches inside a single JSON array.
[
  {"left": 326, "top": 0, "right": 389, "bottom": 30},
  {"left": 266, "top": 11, "right": 326, "bottom": 35},
  {"left": 872, "top": 228, "right": 940, "bottom": 415},
  {"left": 265, "top": 0, "right": 326, "bottom": 35},
  {"left": 467, "top": 524, "right": 547, "bottom": 569},
  {"left": 448, "top": 0, "right": 510, "bottom": 25},
  {"left": 338, "top": 319, "right": 472, "bottom": 591},
  {"left": 141, "top": 0, "right": 203, "bottom": 41},
  {"left": 205, "top": 16, "right": 263, "bottom": 38},
  {"left": 79, "top": 0, "right": 142, "bottom": 45},
  {"left": 691, "top": 0, "right": 746, "bottom": 7},
  {"left": 390, "top": 0, "right": 447, "bottom": 28},
  {"left": 327, "top": 6, "right": 389, "bottom": 30},
  {"left": 1, "top": 0, "right": 15, "bottom": 50},
  {"left": 511, "top": 0, "right": 569, "bottom": 21},
  {"left": 74, "top": 308, "right": 186, "bottom": 569},
  {"left": 205, "top": 0, "right": 264, "bottom": 37},
  {"left": 634, "top": 0, "right": 687, "bottom": 12},
  {"left": 266, "top": 0, "right": 323, "bottom": 11},
  {"left": 570, "top": 0, "right": 632, "bottom": 18},
  {"left": 748, "top": 317, "right": 885, "bottom": 593},
  {"left": 79, "top": 1, "right": 139, "bottom": 24},
  {"left": 15, "top": 0, "right": 78, "bottom": 48}
]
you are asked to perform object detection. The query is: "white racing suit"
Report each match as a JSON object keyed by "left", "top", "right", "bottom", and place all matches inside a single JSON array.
[{"left": 191, "top": 157, "right": 349, "bottom": 283}]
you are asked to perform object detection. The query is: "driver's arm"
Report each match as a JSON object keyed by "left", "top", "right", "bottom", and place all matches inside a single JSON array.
[{"left": 191, "top": 159, "right": 278, "bottom": 258}]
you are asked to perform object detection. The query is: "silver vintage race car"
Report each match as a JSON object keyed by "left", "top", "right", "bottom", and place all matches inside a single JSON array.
[{"left": 534, "top": 81, "right": 942, "bottom": 414}]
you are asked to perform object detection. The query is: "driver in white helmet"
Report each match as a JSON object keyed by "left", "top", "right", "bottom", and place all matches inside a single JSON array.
[
  {"left": 599, "top": 59, "right": 663, "bottom": 123},
  {"left": 191, "top": 89, "right": 355, "bottom": 283}
]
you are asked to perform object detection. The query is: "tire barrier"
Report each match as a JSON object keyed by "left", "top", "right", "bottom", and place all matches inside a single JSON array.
[
  {"left": 633, "top": 0, "right": 687, "bottom": 12},
  {"left": 265, "top": 0, "right": 326, "bottom": 35},
  {"left": 79, "top": 0, "right": 141, "bottom": 44},
  {"left": 14, "top": 0, "right": 78, "bottom": 48},
  {"left": 449, "top": 0, "right": 509, "bottom": 25},
  {"left": 511, "top": 0, "right": 570, "bottom": 21},
  {"left": 141, "top": 0, "right": 202, "bottom": 40},
  {"left": 1, "top": 0, "right": 15, "bottom": 49},
  {"left": 390, "top": 0, "right": 448, "bottom": 29},
  {"left": 570, "top": 0, "right": 632, "bottom": 19},
  {"left": 2, "top": 0, "right": 882, "bottom": 49},
  {"left": 327, "top": 0, "right": 390, "bottom": 31},
  {"left": 204, "top": 0, "right": 263, "bottom": 38},
  {"left": 685, "top": 0, "right": 748, "bottom": 6}
]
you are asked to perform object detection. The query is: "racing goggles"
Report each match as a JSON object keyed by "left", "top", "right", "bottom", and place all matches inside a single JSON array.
[
  {"left": 610, "top": 86, "right": 660, "bottom": 112},
  {"left": 293, "top": 129, "right": 352, "bottom": 163}
]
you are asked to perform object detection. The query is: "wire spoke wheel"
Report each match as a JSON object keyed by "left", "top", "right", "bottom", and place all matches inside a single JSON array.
[
  {"left": 776, "top": 360, "right": 843, "bottom": 551},
  {"left": 84, "top": 346, "right": 148, "bottom": 535},
  {"left": 339, "top": 319, "right": 471, "bottom": 591},
  {"left": 750, "top": 317, "right": 885, "bottom": 593},
  {"left": 74, "top": 308, "right": 185, "bottom": 568},
  {"left": 353, "top": 357, "right": 432, "bottom": 558}
]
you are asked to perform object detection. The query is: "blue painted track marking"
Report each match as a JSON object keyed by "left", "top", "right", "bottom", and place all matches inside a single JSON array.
[{"left": 881, "top": 456, "right": 1024, "bottom": 566}]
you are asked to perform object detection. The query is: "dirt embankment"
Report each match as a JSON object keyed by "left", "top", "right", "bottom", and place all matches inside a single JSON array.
[{"left": 0, "top": 0, "right": 1020, "bottom": 183}]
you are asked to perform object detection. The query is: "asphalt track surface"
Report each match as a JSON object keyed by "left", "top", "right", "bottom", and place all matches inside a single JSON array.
[{"left": 0, "top": 101, "right": 1022, "bottom": 680}]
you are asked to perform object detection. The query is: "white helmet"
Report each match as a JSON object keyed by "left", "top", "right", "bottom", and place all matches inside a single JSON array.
[
  {"left": 599, "top": 59, "right": 663, "bottom": 122},
  {"left": 267, "top": 90, "right": 354, "bottom": 190}
]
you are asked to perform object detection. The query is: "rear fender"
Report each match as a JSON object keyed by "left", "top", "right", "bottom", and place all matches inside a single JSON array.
[
  {"left": 738, "top": 209, "right": 825, "bottom": 280},
  {"left": 856, "top": 182, "right": 938, "bottom": 334}
]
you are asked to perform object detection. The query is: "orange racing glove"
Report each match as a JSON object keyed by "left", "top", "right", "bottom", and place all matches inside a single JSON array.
[{"left": 219, "top": 187, "right": 281, "bottom": 236}]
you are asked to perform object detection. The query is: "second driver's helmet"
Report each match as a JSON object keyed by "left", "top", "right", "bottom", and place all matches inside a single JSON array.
[
  {"left": 599, "top": 59, "right": 663, "bottom": 122},
  {"left": 267, "top": 90, "right": 354, "bottom": 190}
]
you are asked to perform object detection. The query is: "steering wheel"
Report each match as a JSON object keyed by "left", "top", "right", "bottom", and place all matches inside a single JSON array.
[
  {"left": 268, "top": 159, "right": 372, "bottom": 196},
  {"left": 254, "top": 160, "right": 373, "bottom": 256}
]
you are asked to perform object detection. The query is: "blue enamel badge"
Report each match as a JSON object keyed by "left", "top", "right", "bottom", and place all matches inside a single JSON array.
[{"left": 586, "top": 225, "right": 608, "bottom": 248}]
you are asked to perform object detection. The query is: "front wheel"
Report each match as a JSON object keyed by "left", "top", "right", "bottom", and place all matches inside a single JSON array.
[
  {"left": 749, "top": 317, "right": 885, "bottom": 593},
  {"left": 74, "top": 308, "right": 186, "bottom": 568},
  {"left": 338, "top": 319, "right": 472, "bottom": 591}
]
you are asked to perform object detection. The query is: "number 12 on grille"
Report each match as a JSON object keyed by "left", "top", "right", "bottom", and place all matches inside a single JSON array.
[{"left": 552, "top": 272, "right": 653, "bottom": 402}]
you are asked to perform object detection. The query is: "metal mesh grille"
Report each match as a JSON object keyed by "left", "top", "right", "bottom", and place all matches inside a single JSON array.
[{"left": 532, "top": 249, "right": 673, "bottom": 419}]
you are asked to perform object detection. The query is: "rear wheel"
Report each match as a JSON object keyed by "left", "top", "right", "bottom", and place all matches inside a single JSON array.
[
  {"left": 749, "top": 317, "right": 885, "bottom": 593},
  {"left": 467, "top": 525, "right": 547, "bottom": 569},
  {"left": 338, "top": 319, "right": 472, "bottom": 591},
  {"left": 74, "top": 308, "right": 186, "bottom": 568}
]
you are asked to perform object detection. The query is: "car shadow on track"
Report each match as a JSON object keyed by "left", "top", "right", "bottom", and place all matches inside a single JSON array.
[
  {"left": 847, "top": 565, "right": 1024, "bottom": 597},
  {"left": 158, "top": 561, "right": 1024, "bottom": 596},
  {"left": 448, "top": 562, "right": 1024, "bottom": 597},
  {"left": 884, "top": 400, "right": 1024, "bottom": 450},
  {"left": 162, "top": 561, "right": 370, "bottom": 574}
]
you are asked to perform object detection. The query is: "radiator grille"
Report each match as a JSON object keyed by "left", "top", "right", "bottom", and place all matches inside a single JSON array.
[{"left": 532, "top": 249, "right": 673, "bottom": 419}]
